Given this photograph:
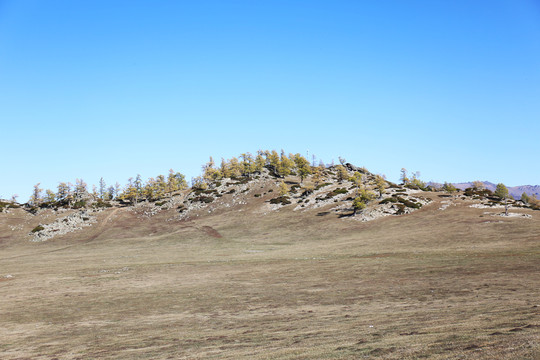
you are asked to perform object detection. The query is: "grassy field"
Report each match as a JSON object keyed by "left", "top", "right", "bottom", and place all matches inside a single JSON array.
[{"left": 1, "top": 194, "right": 539, "bottom": 359}]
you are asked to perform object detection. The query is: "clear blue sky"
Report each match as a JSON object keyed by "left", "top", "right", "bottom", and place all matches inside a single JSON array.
[{"left": 1, "top": 0, "right": 539, "bottom": 201}]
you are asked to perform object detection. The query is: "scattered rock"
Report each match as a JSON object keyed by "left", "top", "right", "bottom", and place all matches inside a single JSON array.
[{"left": 30, "top": 210, "right": 97, "bottom": 242}]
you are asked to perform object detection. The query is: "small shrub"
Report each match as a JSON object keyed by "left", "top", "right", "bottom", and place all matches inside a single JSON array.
[
  {"left": 230, "top": 178, "right": 249, "bottom": 185},
  {"left": 405, "top": 184, "right": 420, "bottom": 190},
  {"left": 270, "top": 196, "right": 291, "bottom": 205},
  {"left": 39, "top": 201, "right": 57, "bottom": 209},
  {"left": 72, "top": 200, "right": 87, "bottom": 209},
  {"left": 193, "top": 196, "right": 214, "bottom": 203},
  {"left": 397, "top": 197, "right": 421, "bottom": 209},
  {"left": 464, "top": 188, "right": 493, "bottom": 198},
  {"left": 94, "top": 200, "right": 113, "bottom": 208},
  {"left": 0, "top": 201, "right": 20, "bottom": 210},
  {"left": 315, "top": 182, "right": 331, "bottom": 190},
  {"left": 31, "top": 225, "right": 45, "bottom": 233},
  {"left": 290, "top": 184, "right": 301, "bottom": 194},
  {"left": 194, "top": 188, "right": 217, "bottom": 196},
  {"left": 155, "top": 201, "right": 166, "bottom": 206},
  {"left": 325, "top": 188, "right": 348, "bottom": 199},
  {"left": 380, "top": 197, "right": 398, "bottom": 204},
  {"left": 254, "top": 194, "right": 261, "bottom": 197}
]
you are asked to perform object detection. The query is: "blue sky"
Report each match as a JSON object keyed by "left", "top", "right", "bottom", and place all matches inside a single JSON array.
[{"left": 1, "top": 0, "right": 539, "bottom": 201}]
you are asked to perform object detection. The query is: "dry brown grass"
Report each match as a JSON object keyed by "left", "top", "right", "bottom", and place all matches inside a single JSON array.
[{"left": 0, "top": 194, "right": 539, "bottom": 359}]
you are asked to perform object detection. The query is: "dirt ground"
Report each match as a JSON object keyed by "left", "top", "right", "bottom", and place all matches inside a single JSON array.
[{"left": 0, "top": 195, "right": 539, "bottom": 359}]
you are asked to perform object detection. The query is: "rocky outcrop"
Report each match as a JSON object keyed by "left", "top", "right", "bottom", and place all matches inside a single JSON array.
[{"left": 30, "top": 210, "right": 97, "bottom": 242}]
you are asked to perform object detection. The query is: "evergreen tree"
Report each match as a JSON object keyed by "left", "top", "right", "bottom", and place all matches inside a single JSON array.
[
  {"left": 191, "top": 176, "right": 208, "bottom": 190},
  {"left": 254, "top": 151, "right": 265, "bottom": 173},
  {"left": 353, "top": 187, "right": 375, "bottom": 215},
  {"left": 74, "top": 178, "right": 88, "bottom": 201},
  {"left": 29, "top": 183, "right": 43, "bottom": 206},
  {"left": 521, "top": 192, "right": 530, "bottom": 204},
  {"left": 44, "top": 189, "right": 56, "bottom": 204},
  {"left": 240, "top": 153, "right": 255, "bottom": 177},
  {"left": 472, "top": 181, "right": 485, "bottom": 190},
  {"left": 293, "top": 153, "right": 311, "bottom": 182},
  {"left": 400, "top": 168, "right": 409, "bottom": 184},
  {"left": 442, "top": 182, "right": 457, "bottom": 193},
  {"left": 144, "top": 177, "right": 158, "bottom": 200},
  {"left": 351, "top": 171, "right": 363, "bottom": 188},
  {"left": 407, "top": 171, "right": 425, "bottom": 189},
  {"left": 107, "top": 185, "right": 115, "bottom": 200},
  {"left": 134, "top": 174, "right": 143, "bottom": 202},
  {"left": 278, "top": 150, "right": 294, "bottom": 177},
  {"left": 157, "top": 175, "right": 168, "bottom": 197},
  {"left": 278, "top": 181, "right": 289, "bottom": 196},
  {"left": 228, "top": 157, "right": 243, "bottom": 178},
  {"left": 375, "top": 175, "right": 387, "bottom": 198},
  {"left": 336, "top": 165, "right": 348, "bottom": 182},
  {"left": 267, "top": 150, "right": 280, "bottom": 171},
  {"left": 56, "top": 182, "right": 72, "bottom": 204},
  {"left": 495, "top": 183, "right": 509, "bottom": 216},
  {"left": 312, "top": 166, "right": 324, "bottom": 186},
  {"left": 98, "top": 177, "right": 107, "bottom": 199},
  {"left": 220, "top": 158, "right": 231, "bottom": 178},
  {"left": 352, "top": 197, "right": 366, "bottom": 215},
  {"left": 167, "top": 169, "right": 187, "bottom": 192},
  {"left": 123, "top": 178, "right": 138, "bottom": 204},
  {"left": 114, "top": 182, "right": 122, "bottom": 199},
  {"left": 203, "top": 157, "right": 221, "bottom": 182}
]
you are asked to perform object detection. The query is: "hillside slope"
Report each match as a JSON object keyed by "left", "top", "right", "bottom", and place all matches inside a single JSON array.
[{"left": 1, "top": 168, "right": 539, "bottom": 359}]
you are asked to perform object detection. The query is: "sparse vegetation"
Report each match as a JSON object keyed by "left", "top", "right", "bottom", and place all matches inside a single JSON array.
[
  {"left": 379, "top": 197, "right": 398, "bottom": 204},
  {"left": 192, "top": 196, "right": 214, "bottom": 203},
  {"left": 269, "top": 196, "right": 291, "bottom": 205},
  {"left": 443, "top": 182, "right": 458, "bottom": 193},
  {"left": 31, "top": 225, "right": 45, "bottom": 233},
  {"left": 1, "top": 152, "right": 539, "bottom": 360}
]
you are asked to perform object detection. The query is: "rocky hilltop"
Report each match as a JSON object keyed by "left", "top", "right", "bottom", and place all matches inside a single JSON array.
[
  {"left": 1, "top": 161, "right": 539, "bottom": 360},
  {"left": 1, "top": 161, "right": 538, "bottom": 244}
]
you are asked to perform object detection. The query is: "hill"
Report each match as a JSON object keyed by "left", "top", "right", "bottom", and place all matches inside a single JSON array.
[
  {"left": 1, "top": 162, "right": 539, "bottom": 359},
  {"left": 453, "top": 181, "right": 540, "bottom": 200}
]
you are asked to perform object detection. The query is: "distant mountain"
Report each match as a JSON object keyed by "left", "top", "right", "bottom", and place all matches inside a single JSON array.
[{"left": 453, "top": 181, "right": 540, "bottom": 200}]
